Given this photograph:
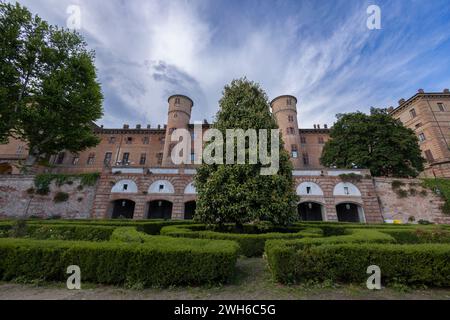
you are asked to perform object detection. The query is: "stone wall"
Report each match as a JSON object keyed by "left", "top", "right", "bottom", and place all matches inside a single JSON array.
[
  {"left": 374, "top": 177, "right": 450, "bottom": 224},
  {"left": 0, "top": 175, "right": 96, "bottom": 219}
]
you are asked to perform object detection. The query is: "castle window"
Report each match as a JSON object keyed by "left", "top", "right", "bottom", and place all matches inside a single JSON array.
[
  {"left": 139, "top": 153, "right": 147, "bottom": 165},
  {"left": 424, "top": 150, "right": 434, "bottom": 163},
  {"left": 318, "top": 137, "right": 324, "bottom": 144},
  {"left": 122, "top": 152, "right": 130, "bottom": 164},
  {"left": 175, "top": 97, "right": 180, "bottom": 104},
  {"left": 174, "top": 112, "right": 178, "bottom": 118},
  {"left": 72, "top": 156, "right": 79, "bottom": 165},
  {"left": 291, "top": 145, "right": 298, "bottom": 158},
  {"left": 125, "top": 137, "right": 133, "bottom": 144},
  {"left": 287, "top": 98, "right": 292, "bottom": 106},
  {"left": 300, "top": 136, "right": 307, "bottom": 144},
  {"left": 438, "top": 103, "right": 445, "bottom": 112},
  {"left": 418, "top": 133, "right": 426, "bottom": 142},
  {"left": 55, "top": 152, "right": 65, "bottom": 165},
  {"left": 302, "top": 153, "right": 309, "bottom": 166},
  {"left": 409, "top": 108, "right": 417, "bottom": 118},
  {"left": 87, "top": 153, "right": 95, "bottom": 165},
  {"left": 108, "top": 136, "right": 116, "bottom": 144},
  {"left": 104, "top": 152, "right": 112, "bottom": 165},
  {"left": 143, "top": 136, "right": 150, "bottom": 144},
  {"left": 288, "top": 115, "right": 294, "bottom": 122},
  {"left": 286, "top": 127, "right": 295, "bottom": 135}
]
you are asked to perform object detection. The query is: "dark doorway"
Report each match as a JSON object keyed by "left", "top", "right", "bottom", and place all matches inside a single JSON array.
[
  {"left": 336, "top": 203, "right": 362, "bottom": 222},
  {"left": 148, "top": 200, "right": 173, "bottom": 219},
  {"left": 0, "top": 163, "right": 13, "bottom": 175},
  {"left": 184, "top": 201, "right": 196, "bottom": 220},
  {"left": 298, "top": 202, "right": 323, "bottom": 221},
  {"left": 111, "top": 199, "right": 135, "bottom": 219}
]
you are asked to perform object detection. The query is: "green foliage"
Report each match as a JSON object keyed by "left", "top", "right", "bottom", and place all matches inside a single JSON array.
[
  {"left": 8, "top": 220, "right": 28, "bottom": 238},
  {"left": 53, "top": 192, "right": 69, "bottom": 203},
  {"left": 391, "top": 180, "right": 405, "bottom": 189},
  {"left": 381, "top": 227, "right": 450, "bottom": 244},
  {"left": 161, "top": 224, "right": 323, "bottom": 257},
  {"left": 0, "top": 236, "right": 239, "bottom": 287},
  {"left": 320, "top": 108, "right": 425, "bottom": 177},
  {"left": 34, "top": 173, "right": 100, "bottom": 194},
  {"left": 194, "top": 78, "right": 298, "bottom": 227},
  {"left": 266, "top": 242, "right": 450, "bottom": 287},
  {"left": 0, "top": 2, "right": 103, "bottom": 161},
  {"left": 110, "top": 227, "right": 147, "bottom": 243},
  {"left": 23, "top": 224, "right": 115, "bottom": 241},
  {"left": 422, "top": 178, "right": 450, "bottom": 215},
  {"left": 338, "top": 173, "right": 363, "bottom": 183}
]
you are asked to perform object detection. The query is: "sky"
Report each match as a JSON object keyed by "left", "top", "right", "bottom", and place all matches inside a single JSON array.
[{"left": 9, "top": 0, "right": 450, "bottom": 129}]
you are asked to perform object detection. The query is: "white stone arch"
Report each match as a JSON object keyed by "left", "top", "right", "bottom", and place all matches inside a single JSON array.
[
  {"left": 296, "top": 182, "right": 324, "bottom": 196},
  {"left": 333, "top": 182, "right": 362, "bottom": 196},
  {"left": 148, "top": 180, "right": 175, "bottom": 194},
  {"left": 111, "top": 179, "right": 138, "bottom": 193},
  {"left": 184, "top": 182, "right": 197, "bottom": 194}
]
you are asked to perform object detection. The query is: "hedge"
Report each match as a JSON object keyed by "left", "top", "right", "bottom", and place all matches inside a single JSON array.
[
  {"left": 379, "top": 227, "right": 450, "bottom": 244},
  {"left": 0, "top": 236, "right": 239, "bottom": 287},
  {"left": 266, "top": 242, "right": 450, "bottom": 287},
  {"left": 160, "top": 224, "right": 323, "bottom": 257}
]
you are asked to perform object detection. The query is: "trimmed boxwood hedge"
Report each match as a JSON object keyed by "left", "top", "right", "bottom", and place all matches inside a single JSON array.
[
  {"left": 266, "top": 242, "right": 450, "bottom": 287},
  {"left": 0, "top": 235, "right": 239, "bottom": 287},
  {"left": 160, "top": 224, "right": 323, "bottom": 257}
]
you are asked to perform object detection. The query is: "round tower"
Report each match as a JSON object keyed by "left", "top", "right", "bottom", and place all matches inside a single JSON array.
[
  {"left": 270, "top": 95, "right": 302, "bottom": 168},
  {"left": 162, "top": 94, "right": 194, "bottom": 166}
]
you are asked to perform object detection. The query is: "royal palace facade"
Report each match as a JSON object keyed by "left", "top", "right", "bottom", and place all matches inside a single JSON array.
[{"left": 1, "top": 89, "right": 450, "bottom": 222}]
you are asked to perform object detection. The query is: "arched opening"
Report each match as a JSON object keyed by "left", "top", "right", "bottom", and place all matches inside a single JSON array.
[
  {"left": 336, "top": 203, "right": 365, "bottom": 223},
  {"left": 298, "top": 202, "right": 324, "bottom": 221},
  {"left": 184, "top": 201, "right": 196, "bottom": 220},
  {"left": 0, "top": 163, "right": 13, "bottom": 175},
  {"left": 111, "top": 199, "right": 135, "bottom": 219},
  {"left": 148, "top": 200, "right": 173, "bottom": 219}
]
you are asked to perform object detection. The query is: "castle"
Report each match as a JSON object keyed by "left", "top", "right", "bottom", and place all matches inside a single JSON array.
[{"left": 1, "top": 89, "right": 449, "bottom": 223}]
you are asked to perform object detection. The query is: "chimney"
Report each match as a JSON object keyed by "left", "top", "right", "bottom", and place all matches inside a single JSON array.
[
  {"left": 100, "top": 125, "right": 104, "bottom": 128},
  {"left": 398, "top": 98, "right": 405, "bottom": 105},
  {"left": 164, "top": 124, "right": 167, "bottom": 129},
  {"left": 123, "top": 124, "right": 129, "bottom": 129},
  {"left": 157, "top": 124, "right": 161, "bottom": 129},
  {"left": 136, "top": 124, "right": 141, "bottom": 129},
  {"left": 147, "top": 124, "right": 151, "bottom": 129},
  {"left": 313, "top": 124, "right": 317, "bottom": 129},
  {"left": 387, "top": 106, "right": 394, "bottom": 113},
  {"left": 324, "top": 124, "right": 328, "bottom": 129},
  {"left": 444, "top": 89, "right": 450, "bottom": 93},
  {"left": 418, "top": 89, "right": 424, "bottom": 93},
  {"left": 317, "top": 124, "right": 321, "bottom": 129}
]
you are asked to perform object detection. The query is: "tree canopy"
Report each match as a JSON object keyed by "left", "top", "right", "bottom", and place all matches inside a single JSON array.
[
  {"left": 0, "top": 2, "right": 103, "bottom": 166},
  {"left": 320, "top": 108, "right": 425, "bottom": 177},
  {"left": 194, "top": 78, "right": 298, "bottom": 228}
]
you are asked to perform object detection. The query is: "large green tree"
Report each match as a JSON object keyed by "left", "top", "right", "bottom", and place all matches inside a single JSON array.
[
  {"left": 320, "top": 108, "right": 425, "bottom": 177},
  {"left": 0, "top": 2, "right": 103, "bottom": 166},
  {"left": 194, "top": 78, "right": 298, "bottom": 228}
]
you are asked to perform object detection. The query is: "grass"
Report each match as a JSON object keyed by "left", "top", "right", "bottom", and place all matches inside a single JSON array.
[{"left": 1, "top": 258, "right": 449, "bottom": 300}]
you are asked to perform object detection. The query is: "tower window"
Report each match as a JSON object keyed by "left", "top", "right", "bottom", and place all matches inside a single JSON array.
[
  {"left": 438, "top": 103, "right": 445, "bottom": 111},
  {"left": 140, "top": 153, "right": 147, "bottom": 165},
  {"left": 288, "top": 115, "right": 294, "bottom": 122},
  {"left": 291, "top": 145, "right": 298, "bottom": 158},
  {"left": 175, "top": 97, "right": 180, "bottom": 104},
  {"left": 287, "top": 98, "right": 292, "bottom": 106},
  {"left": 287, "top": 127, "right": 295, "bottom": 135},
  {"left": 409, "top": 108, "right": 417, "bottom": 118},
  {"left": 418, "top": 133, "right": 426, "bottom": 142},
  {"left": 302, "top": 153, "right": 309, "bottom": 166}
]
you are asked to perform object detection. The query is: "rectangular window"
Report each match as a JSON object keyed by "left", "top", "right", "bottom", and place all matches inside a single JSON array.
[
  {"left": 306, "top": 186, "right": 311, "bottom": 194},
  {"left": 344, "top": 187, "right": 350, "bottom": 195},
  {"left": 122, "top": 152, "right": 130, "bottom": 164},
  {"left": 288, "top": 115, "right": 294, "bottom": 122},
  {"left": 424, "top": 150, "right": 434, "bottom": 163},
  {"left": 72, "top": 156, "right": 79, "bottom": 165},
  {"left": 125, "top": 137, "right": 133, "bottom": 144},
  {"left": 418, "top": 133, "right": 426, "bottom": 142},
  {"left": 409, "top": 108, "right": 417, "bottom": 118},
  {"left": 143, "top": 136, "right": 150, "bottom": 144},
  {"left": 438, "top": 103, "right": 445, "bottom": 112},
  {"left": 104, "top": 152, "right": 112, "bottom": 165},
  {"left": 287, "top": 98, "right": 292, "bottom": 106},
  {"left": 156, "top": 153, "right": 163, "bottom": 165},
  {"left": 191, "top": 153, "right": 195, "bottom": 162},
  {"left": 291, "top": 145, "right": 298, "bottom": 158},
  {"left": 87, "top": 153, "right": 95, "bottom": 165},
  {"left": 300, "top": 136, "right": 307, "bottom": 144},
  {"left": 302, "top": 153, "right": 309, "bottom": 166},
  {"left": 139, "top": 153, "right": 146, "bottom": 165},
  {"left": 108, "top": 136, "right": 116, "bottom": 144}
]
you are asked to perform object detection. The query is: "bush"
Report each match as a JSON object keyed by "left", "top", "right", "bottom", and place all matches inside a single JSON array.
[
  {"left": 24, "top": 224, "right": 116, "bottom": 241},
  {"left": 381, "top": 227, "right": 450, "bottom": 244},
  {"left": 266, "top": 242, "right": 450, "bottom": 287},
  {"left": 0, "top": 236, "right": 239, "bottom": 287},
  {"left": 161, "top": 224, "right": 323, "bottom": 257},
  {"left": 110, "top": 227, "right": 147, "bottom": 243}
]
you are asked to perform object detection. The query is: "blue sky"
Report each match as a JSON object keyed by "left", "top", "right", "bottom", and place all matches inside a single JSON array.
[{"left": 10, "top": 0, "right": 450, "bottom": 128}]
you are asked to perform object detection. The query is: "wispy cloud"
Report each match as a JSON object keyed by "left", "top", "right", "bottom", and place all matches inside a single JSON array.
[{"left": 10, "top": 0, "right": 450, "bottom": 128}]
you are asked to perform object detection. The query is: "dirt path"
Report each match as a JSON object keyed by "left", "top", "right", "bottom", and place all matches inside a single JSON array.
[{"left": 0, "top": 258, "right": 449, "bottom": 300}]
